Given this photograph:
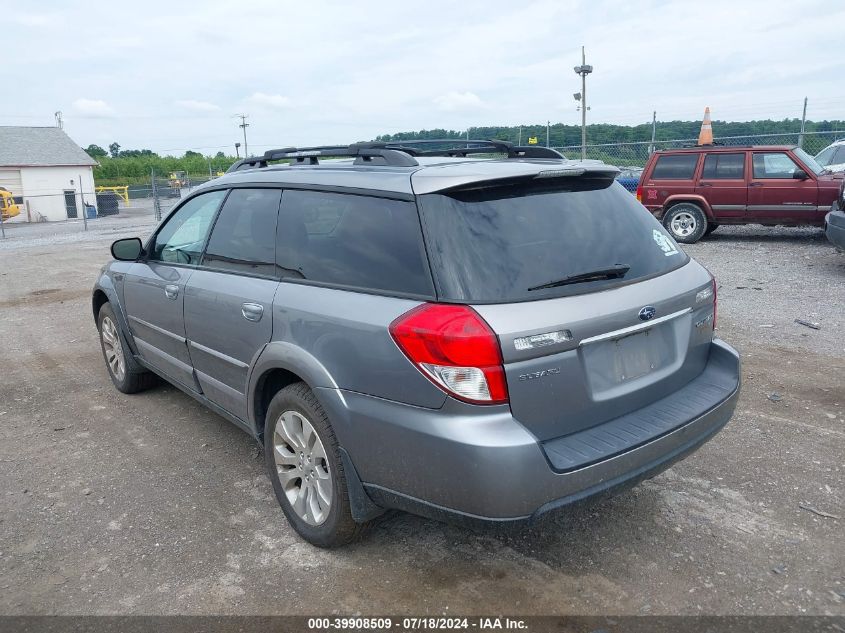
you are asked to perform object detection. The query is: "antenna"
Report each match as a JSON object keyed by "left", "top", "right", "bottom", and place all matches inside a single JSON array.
[{"left": 55, "top": 111, "right": 63, "bottom": 129}]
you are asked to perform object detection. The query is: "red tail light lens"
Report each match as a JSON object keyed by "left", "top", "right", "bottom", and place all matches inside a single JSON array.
[
  {"left": 636, "top": 184, "right": 643, "bottom": 202},
  {"left": 389, "top": 303, "right": 509, "bottom": 405}
]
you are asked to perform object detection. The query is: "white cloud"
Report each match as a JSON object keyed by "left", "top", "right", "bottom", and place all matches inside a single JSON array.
[
  {"left": 433, "top": 91, "right": 485, "bottom": 112},
  {"left": 245, "top": 92, "right": 292, "bottom": 109},
  {"left": 71, "top": 98, "right": 114, "bottom": 117},
  {"left": 175, "top": 99, "right": 221, "bottom": 112}
]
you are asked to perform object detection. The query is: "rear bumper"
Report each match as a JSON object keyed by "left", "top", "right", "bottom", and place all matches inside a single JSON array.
[
  {"left": 826, "top": 206, "right": 845, "bottom": 250},
  {"left": 319, "top": 339, "right": 740, "bottom": 523}
]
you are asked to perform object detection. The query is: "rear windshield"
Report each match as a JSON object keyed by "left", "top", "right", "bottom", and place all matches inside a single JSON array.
[{"left": 418, "top": 180, "right": 689, "bottom": 303}]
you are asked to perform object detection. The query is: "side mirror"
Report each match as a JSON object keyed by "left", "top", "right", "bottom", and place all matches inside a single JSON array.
[
  {"left": 793, "top": 169, "right": 809, "bottom": 180},
  {"left": 111, "top": 237, "right": 143, "bottom": 261}
]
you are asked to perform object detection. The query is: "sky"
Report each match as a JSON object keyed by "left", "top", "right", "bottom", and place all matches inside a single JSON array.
[{"left": 2, "top": 0, "right": 843, "bottom": 156}]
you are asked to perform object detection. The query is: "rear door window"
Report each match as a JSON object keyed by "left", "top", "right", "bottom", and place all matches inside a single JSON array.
[
  {"left": 651, "top": 154, "right": 699, "bottom": 179},
  {"left": 276, "top": 190, "right": 434, "bottom": 297},
  {"left": 418, "top": 180, "right": 689, "bottom": 303},
  {"left": 202, "top": 188, "right": 281, "bottom": 276},
  {"left": 702, "top": 153, "right": 745, "bottom": 179}
]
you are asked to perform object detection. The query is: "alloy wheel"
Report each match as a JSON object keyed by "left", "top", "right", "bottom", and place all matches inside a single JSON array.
[
  {"left": 670, "top": 211, "right": 697, "bottom": 238},
  {"left": 273, "top": 410, "right": 333, "bottom": 525},
  {"left": 101, "top": 316, "right": 126, "bottom": 381}
]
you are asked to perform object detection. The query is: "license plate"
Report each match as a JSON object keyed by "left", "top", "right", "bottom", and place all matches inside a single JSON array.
[{"left": 611, "top": 330, "right": 657, "bottom": 383}]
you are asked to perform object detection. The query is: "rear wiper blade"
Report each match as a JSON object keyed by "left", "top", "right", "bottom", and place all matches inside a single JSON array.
[{"left": 527, "top": 264, "right": 631, "bottom": 292}]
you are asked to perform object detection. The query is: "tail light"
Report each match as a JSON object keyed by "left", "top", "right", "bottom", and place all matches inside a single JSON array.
[
  {"left": 389, "top": 303, "right": 509, "bottom": 405},
  {"left": 636, "top": 184, "right": 643, "bottom": 202}
]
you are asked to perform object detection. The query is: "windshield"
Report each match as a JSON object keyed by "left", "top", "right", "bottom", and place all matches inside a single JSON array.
[
  {"left": 418, "top": 180, "right": 689, "bottom": 303},
  {"left": 793, "top": 147, "right": 825, "bottom": 175}
]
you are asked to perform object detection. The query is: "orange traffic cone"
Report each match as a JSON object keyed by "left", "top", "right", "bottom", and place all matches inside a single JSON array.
[{"left": 698, "top": 107, "right": 714, "bottom": 145}]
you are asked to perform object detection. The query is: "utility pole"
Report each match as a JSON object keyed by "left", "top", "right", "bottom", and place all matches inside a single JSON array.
[
  {"left": 518, "top": 126, "right": 522, "bottom": 145},
  {"left": 546, "top": 120, "right": 550, "bottom": 147},
  {"left": 649, "top": 111, "right": 657, "bottom": 155},
  {"left": 574, "top": 46, "right": 593, "bottom": 161},
  {"left": 237, "top": 114, "right": 250, "bottom": 157},
  {"left": 78, "top": 173, "right": 88, "bottom": 231},
  {"left": 798, "top": 97, "right": 808, "bottom": 149}
]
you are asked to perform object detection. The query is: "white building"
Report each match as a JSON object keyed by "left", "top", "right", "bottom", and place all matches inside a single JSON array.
[{"left": 0, "top": 126, "right": 98, "bottom": 222}]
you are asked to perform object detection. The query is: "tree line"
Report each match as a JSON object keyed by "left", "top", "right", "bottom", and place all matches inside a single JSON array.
[{"left": 88, "top": 118, "right": 845, "bottom": 184}]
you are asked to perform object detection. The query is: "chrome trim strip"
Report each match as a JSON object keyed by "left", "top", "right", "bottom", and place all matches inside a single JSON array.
[
  {"left": 128, "top": 315, "right": 186, "bottom": 343},
  {"left": 189, "top": 340, "right": 249, "bottom": 369},
  {"left": 579, "top": 307, "right": 693, "bottom": 345},
  {"left": 710, "top": 204, "right": 744, "bottom": 210},
  {"left": 747, "top": 204, "right": 818, "bottom": 211}
]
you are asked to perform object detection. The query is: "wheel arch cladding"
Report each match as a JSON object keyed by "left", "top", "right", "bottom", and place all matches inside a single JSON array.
[
  {"left": 253, "top": 367, "right": 305, "bottom": 442},
  {"left": 92, "top": 289, "right": 109, "bottom": 323}
]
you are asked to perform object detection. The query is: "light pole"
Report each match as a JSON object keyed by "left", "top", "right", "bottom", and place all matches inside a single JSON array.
[
  {"left": 235, "top": 142, "right": 241, "bottom": 159},
  {"left": 573, "top": 46, "right": 593, "bottom": 161}
]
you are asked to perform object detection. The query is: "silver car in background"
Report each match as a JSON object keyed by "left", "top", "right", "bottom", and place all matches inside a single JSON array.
[{"left": 93, "top": 140, "right": 740, "bottom": 547}]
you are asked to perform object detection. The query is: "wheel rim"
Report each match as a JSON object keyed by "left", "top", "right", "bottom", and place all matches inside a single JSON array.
[
  {"left": 670, "top": 211, "right": 697, "bottom": 237},
  {"left": 273, "top": 410, "right": 332, "bottom": 526},
  {"left": 100, "top": 316, "right": 126, "bottom": 381}
]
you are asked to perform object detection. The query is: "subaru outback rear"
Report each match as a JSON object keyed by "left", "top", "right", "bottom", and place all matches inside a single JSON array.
[{"left": 94, "top": 140, "right": 740, "bottom": 547}]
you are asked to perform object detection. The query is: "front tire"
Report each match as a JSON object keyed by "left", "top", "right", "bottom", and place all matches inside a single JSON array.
[
  {"left": 264, "top": 382, "right": 368, "bottom": 547},
  {"left": 663, "top": 203, "right": 707, "bottom": 244},
  {"left": 97, "top": 303, "right": 156, "bottom": 394}
]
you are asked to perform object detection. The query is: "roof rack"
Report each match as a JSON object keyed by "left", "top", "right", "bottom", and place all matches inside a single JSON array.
[{"left": 227, "top": 139, "right": 565, "bottom": 172}]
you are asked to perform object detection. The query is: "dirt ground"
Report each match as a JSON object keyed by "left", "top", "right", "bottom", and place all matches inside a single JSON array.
[{"left": 0, "top": 212, "right": 842, "bottom": 616}]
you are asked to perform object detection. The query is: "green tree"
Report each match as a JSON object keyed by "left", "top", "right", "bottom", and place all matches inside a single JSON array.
[
  {"left": 85, "top": 144, "right": 107, "bottom": 158},
  {"left": 108, "top": 142, "right": 121, "bottom": 158}
]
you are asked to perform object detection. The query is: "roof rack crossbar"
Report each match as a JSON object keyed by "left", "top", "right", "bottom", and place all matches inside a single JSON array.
[{"left": 226, "top": 139, "right": 565, "bottom": 173}]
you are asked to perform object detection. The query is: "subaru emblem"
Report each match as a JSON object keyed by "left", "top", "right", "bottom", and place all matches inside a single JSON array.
[{"left": 638, "top": 306, "right": 656, "bottom": 321}]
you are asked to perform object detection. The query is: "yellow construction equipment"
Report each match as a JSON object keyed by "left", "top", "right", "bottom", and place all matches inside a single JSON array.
[
  {"left": 95, "top": 185, "right": 129, "bottom": 204},
  {"left": 0, "top": 188, "right": 21, "bottom": 221}
]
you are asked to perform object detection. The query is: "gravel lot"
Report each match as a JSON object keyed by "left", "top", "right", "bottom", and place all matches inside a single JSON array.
[{"left": 0, "top": 211, "right": 842, "bottom": 616}]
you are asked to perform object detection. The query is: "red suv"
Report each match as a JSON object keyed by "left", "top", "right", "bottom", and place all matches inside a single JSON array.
[{"left": 637, "top": 145, "right": 843, "bottom": 243}]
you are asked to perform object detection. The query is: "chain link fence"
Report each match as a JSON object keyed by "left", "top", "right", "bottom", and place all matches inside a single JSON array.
[{"left": 555, "top": 130, "right": 845, "bottom": 168}]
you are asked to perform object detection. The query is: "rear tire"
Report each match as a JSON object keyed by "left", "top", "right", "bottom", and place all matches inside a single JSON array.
[
  {"left": 663, "top": 203, "right": 707, "bottom": 244},
  {"left": 264, "top": 382, "right": 368, "bottom": 547},
  {"left": 97, "top": 303, "right": 156, "bottom": 394}
]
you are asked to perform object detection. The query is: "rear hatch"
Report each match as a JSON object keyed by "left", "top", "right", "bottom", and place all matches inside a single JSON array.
[{"left": 416, "top": 174, "right": 717, "bottom": 442}]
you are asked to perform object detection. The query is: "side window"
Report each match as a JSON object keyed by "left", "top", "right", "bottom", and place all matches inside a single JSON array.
[
  {"left": 815, "top": 146, "right": 836, "bottom": 166},
  {"left": 276, "top": 190, "right": 434, "bottom": 296},
  {"left": 752, "top": 153, "right": 799, "bottom": 179},
  {"left": 651, "top": 154, "right": 699, "bottom": 180},
  {"left": 202, "top": 188, "right": 281, "bottom": 276},
  {"left": 702, "top": 153, "right": 745, "bottom": 179},
  {"left": 833, "top": 147, "right": 845, "bottom": 165},
  {"left": 149, "top": 190, "right": 226, "bottom": 264}
]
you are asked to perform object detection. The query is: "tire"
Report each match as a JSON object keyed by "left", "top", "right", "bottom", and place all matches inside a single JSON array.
[
  {"left": 97, "top": 303, "right": 156, "bottom": 394},
  {"left": 663, "top": 203, "right": 708, "bottom": 244},
  {"left": 264, "top": 382, "right": 368, "bottom": 547},
  {"left": 704, "top": 222, "right": 719, "bottom": 236}
]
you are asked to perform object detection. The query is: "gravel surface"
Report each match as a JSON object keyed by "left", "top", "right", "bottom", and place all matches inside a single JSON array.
[{"left": 0, "top": 221, "right": 842, "bottom": 616}]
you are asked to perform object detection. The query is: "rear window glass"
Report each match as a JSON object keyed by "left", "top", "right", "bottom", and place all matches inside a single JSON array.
[
  {"left": 651, "top": 154, "right": 699, "bottom": 179},
  {"left": 418, "top": 180, "right": 689, "bottom": 303},
  {"left": 702, "top": 153, "right": 745, "bottom": 179},
  {"left": 276, "top": 190, "right": 434, "bottom": 297}
]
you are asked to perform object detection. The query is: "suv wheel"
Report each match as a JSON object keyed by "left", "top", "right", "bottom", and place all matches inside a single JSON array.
[
  {"left": 97, "top": 303, "right": 156, "bottom": 394},
  {"left": 264, "top": 382, "right": 367, "bottom": 547},
  {"left": 663, "top": 203, "right": 707, "bottom": 244}
]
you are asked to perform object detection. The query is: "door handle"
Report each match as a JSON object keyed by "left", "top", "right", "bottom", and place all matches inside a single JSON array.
[
  {"left": 749, "top": 182, "right": 763, "bottom": 187},
  {"left": 241, "top": 302, "right": 264, "bottom": 322},
  {"left": 698, "top": 183, "right": 712, "bottom": 187},
  {"left": 164, "top": 284, "right": 179, "bottom": 300}
]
